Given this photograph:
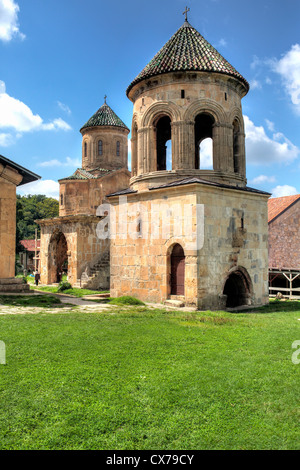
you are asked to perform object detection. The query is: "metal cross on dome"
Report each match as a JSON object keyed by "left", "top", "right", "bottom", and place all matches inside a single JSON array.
[
  {"left": 183, "top": 6, "right": 190, "bottom": 22},
  {"left": 104, "top": 95, "right": 107, "bottom": 104}
]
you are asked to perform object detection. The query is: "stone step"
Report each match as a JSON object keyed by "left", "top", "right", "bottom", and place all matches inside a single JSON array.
[
  {"left": 164, "top": 299, "right": 185, "bottom": 308},
  {"left": 0, "top": 278, "right": 25, "bottom": 285},
  {"left": 0, "top": 283, "right": 31, "bottom": 293}
]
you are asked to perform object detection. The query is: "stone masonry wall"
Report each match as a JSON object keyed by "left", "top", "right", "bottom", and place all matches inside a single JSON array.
[{"left": 109, "top": 183, "right": 269, "bottom": 309}]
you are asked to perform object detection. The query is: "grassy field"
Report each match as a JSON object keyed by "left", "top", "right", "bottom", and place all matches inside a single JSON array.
[
  {"left": 32, "top": 285, "right": 109, "bottom": 297},
  {"left": 0, "top": 299, "right": 299, "bottom": 450}
]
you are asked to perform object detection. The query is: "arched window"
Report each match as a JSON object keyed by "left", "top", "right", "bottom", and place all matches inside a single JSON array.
[
  {"left": 116, "top": 141, "right": 120, "bottom": 156},
  {"left": 156, "top": 116, "right": 172, "bottom": 171},
  {"left": 98, "top": 140, "right": 103, "bottom": 156},
  {"left": 60, "top": 194, "right": 64, "bottom": 206},
  {"left": 194, "top": 113, "right": 214, "bottom": 169},
  {"left": 84, "top": 142, "right": 87, "bottom": 159}
]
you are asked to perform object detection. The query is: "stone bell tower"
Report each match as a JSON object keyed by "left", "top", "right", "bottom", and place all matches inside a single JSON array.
[{"left": 108, "top": 15, "right": 270, "bottom": 310}]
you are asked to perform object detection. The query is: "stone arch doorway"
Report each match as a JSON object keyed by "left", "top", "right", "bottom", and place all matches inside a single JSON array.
[
  {"left": 170, "top": 244, "right": 185, "bottom": 295},
  {"left": 48, "top": 231, "right": 68, "bottom": 284},
  {"left": 223, "top": 268, "right": 252, "bottom": 308}
]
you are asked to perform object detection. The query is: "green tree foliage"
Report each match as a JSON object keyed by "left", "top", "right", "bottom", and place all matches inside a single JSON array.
[{"left": 16, "top": 195, "right": 59, "bottom": 252}]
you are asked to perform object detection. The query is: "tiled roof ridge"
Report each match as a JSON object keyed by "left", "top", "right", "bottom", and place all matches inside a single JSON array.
[
  {"left": 80, "top": 102, "right": 129, "bottom": 132},
  {"left": 126, "top": 21, "right": 249, "bottom": 95},
  {"left": 268, "top": 194, "right": 300, "bottom": 223},
  {"left": 60, "top": 167, "right": 120, "bottom": 181}
]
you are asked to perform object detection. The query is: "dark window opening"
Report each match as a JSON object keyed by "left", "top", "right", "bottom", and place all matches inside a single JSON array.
[
  {"left": 116, "top": 141, "right": 120, "bottom": 156},
  {"left": 84, "top": 142, "right": 87, "bottom": 159},
  {"left": 181, "top": 90, "right": 185, "bottom": 99},
  {"left": 225, "top": 92, "right": 227, "bottom": 101},
  {"left": 60, "top": 194, "right": 64, "bottom": 206},
  {"left": 156, "top": 116, "right": 172, "bottom": 171}
]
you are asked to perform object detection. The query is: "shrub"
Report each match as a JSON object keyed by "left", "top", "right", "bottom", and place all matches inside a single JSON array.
[
  {"left": 57, "top": 281, "right": 72, "bottom": 292},
  {"left": 109, "top": 296, "right": 145, "bottom": 306}
]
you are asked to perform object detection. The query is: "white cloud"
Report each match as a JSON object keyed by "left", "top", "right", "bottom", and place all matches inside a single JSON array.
[
  {"left": 0, "top": 132, "right": 14, "bottom": 146},
  {"left": 38, "top": 156, "right": 81, "bottom": 168},
  {"left": 57, "top": 101, "right": 71, "bottom": 115},
  {"left": 250, "top": 79, "right": 262, "bottom": 90},
  {"left": 250, "top": 175, "right": 276, "bottom": 185},
  {"left": 271, "top": 185, "right": 299, "bottom": 198},
  {"left": 200, "top": 138, "right": 213, "bottom": 168},
  {"left": 271, "top": 44, "right": 300, "bottom": 113},
  {"left": 0, "top": 80, "right": 71, "bottom": 146},
  {"left": 244, "top": 115, "right": 299, "bottom": 165},
  {"left": 0, "top": 0, "right": 25, "bottom": 42},
  {"left": 265, "top": 119, "right": 275, "bottom": 132},
  {"left": 17, "top": 179, "right": 59, "bottom": 200}
]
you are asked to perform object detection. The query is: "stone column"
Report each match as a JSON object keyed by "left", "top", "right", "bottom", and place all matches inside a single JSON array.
[
  {"left": 212, "top": 123, "right": 232, "bottom": 172},
  {"left": 131, "top": 135, "right": 137, "bottom": 177},
  {"left": 137, "top": 126, "right": 156, "bottom": 174}
]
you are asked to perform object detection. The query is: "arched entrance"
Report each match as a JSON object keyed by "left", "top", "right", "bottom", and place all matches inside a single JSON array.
[
  {"left": 170, "top": 244, "right": 185, "bottom": 295},
  {"left": 223, "top": 269, "right": 252, "bottom": 308},
  {"left": 48, "top": 231, "right": 68, "bottom": 284}
]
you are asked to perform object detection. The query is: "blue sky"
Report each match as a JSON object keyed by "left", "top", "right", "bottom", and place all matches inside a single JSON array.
[{"left": 0, "top": 0, "right": 300, "bottom": 199}]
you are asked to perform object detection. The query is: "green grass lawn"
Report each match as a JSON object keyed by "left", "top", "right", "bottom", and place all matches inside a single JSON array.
[
  {"left": 0, "top": 300, "right": 299, "bottom": 450},
  {"left": 32, "top": 285, "right": 109, "bottom": 297}
]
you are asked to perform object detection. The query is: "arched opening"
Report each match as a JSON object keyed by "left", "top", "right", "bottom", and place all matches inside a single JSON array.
[
  {"left": 233, "top": 119, "right": 240, "bottom": 173},
  {"left": 195, "top": 113, "right": 214, "bottom": 169},
  {"left": 223, "top": 269, "right": 252, "bottom": 308},
  {"left": 156, "top": 116, "right": 172, "bottom": 171},
  {"left": 170, "top": 244, "right": 185, "bottom": 295},
  {"left": 48, "top": 231, "right": 68, "bottom": 284},
  {"left": 199, "top": 137, "right": 213, "bottom": 169}
]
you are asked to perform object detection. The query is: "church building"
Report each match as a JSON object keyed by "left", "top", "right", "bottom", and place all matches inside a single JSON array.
[
  {"left": 38, "top": 13, "right": 270, "bottom": 310},
  {"left": 107, "top": 16, "right": 270, "bottom": 309},
  {"left": 37, "top": 100, "right": 130, "bottom": 289}
]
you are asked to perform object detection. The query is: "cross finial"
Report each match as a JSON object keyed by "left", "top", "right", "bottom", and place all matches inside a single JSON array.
[
  {"left": 104, "top": 94, "right": 107, "bottom": 104},
  {"left": 183, "top": 6, "right": 190, "bottom": 22}
]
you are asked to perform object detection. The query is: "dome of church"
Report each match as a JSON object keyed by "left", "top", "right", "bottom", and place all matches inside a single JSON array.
[
  {"left": 80, "top": 102, "right": 129, "bottom": 132},
  {"left": 126, "top": 20, "right": 249, "bottom": 96}
]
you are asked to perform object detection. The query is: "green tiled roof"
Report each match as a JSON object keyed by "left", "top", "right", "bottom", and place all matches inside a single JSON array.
[
  {"left": 80, "top": 103, "right": 129, "bottom": 132},
  {"left": 60, "top": 168, "right": 112, "bottom": 181},
  {"left": 126, "top": 21, "right": 249, "bottom": 95}
]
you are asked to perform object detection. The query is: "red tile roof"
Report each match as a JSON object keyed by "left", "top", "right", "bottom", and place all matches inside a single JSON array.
[
  {"left": 20, "top": 239, "right": 40, "bottom": 251},
  {"left": 268, "top": 195, "right": 300, "bottom": 223}
]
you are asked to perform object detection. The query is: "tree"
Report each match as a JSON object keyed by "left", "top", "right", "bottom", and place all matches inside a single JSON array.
[{"left": 16, "top": 195, "right": 59, "bottom": 252}]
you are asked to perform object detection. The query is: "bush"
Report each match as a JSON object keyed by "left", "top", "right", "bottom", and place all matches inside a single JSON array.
[
  {"left": 109, "top": 296, "right": 145, "bottom": 306},
  {"left": 57, "top": 281, "right": 72, "bottom": 292}
]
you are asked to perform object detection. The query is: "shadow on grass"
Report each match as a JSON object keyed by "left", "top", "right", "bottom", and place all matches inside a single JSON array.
[{"left": 0, "top": 295, "right": 71, "bottom": 309}]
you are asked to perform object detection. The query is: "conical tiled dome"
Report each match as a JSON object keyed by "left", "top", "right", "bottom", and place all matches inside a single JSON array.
[
  {"left": 80, "top": 102, "right": 129, "bottom": 132},
  {"left": 126, "top": 21, "right": 249, "bottom": 95}
]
